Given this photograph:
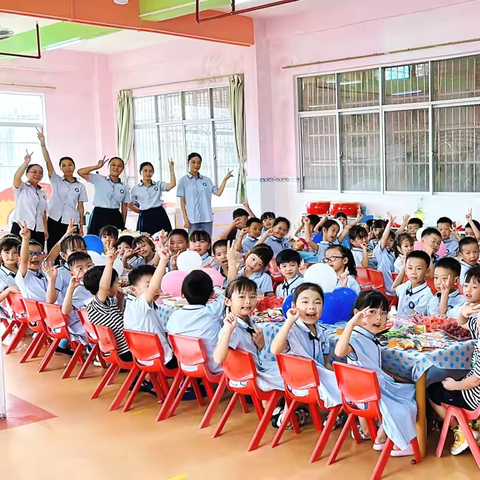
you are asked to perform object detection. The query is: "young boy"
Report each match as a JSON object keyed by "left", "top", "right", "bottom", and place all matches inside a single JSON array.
[
  {"left": 168, "top": 228, "right": 189, "bottom": 270},
  {"left": 304, "top": 218, "right": 340, "bottom": 263},
  {"left": 373, "top": 213, "right": 396, "bottom": 296},
  {"left": 124, "top": 245, "right": 177, "bottom": 368},
  {"left": 261, "top": 211, "right": 275, "bottom": 234},
  {"left": 236, "top": 244, "right": 274, "bottom": 296},
  {"left": 465, "top": 209, "right": 480, "bottom": 241},
  {"left": 258, "top": 217, "right": 292, "bottom": 258},
  {"left": 275, "top": 249, "right": 303, "bottom": 299},
  {"left": 427, "top": 258, "right": 466, "bottom": 317},
  {"left": 237, "top": 217, "right": 263, "bottom": 254},
  {"left": 428, "top": 266, "right": 480, "bottom": 455},
  {"left": 437, "top": 217, "right": 459, "bottom": 258},
  {"left": 349, "top": 225, "right": 369, "bottom": 268},
  {"left": 421, "top": 227, "right": 442, "bottom": 267},
  {"left": 219, "top": 208, "right": 249, "bottom": 242},
  {"left": 406, "top": 217, "right": 424, "bottom": 237},
  {"left": 395, "top": 251, "right": 433, "bottom": 317},
  {"left": 99, "top": 225, "right": 119, "bottom": 254},
  {"left": 458, "top": 236, "right": 480, "bottom": 285}
]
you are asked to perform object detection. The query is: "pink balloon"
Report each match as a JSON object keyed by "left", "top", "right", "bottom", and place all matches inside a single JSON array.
[
  {"left": 161, "top": 270, "right": 187, "bottom": 297},
  {"left": 437, "top": 241, "right": 447, "bottom": 258},
  {"left": 203, "top": 267, "right": 225, "bottom": 287},
  {"left": 414, "top": 241, "right": 423, "bottom": 251}
]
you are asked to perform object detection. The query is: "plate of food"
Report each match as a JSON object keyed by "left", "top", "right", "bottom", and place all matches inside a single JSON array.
[
  {"left": 163, "top": 297, "right": 188, "bottom": 308},
  {"left": 443, "top": 323, "right": 472, "bottom": 341}
]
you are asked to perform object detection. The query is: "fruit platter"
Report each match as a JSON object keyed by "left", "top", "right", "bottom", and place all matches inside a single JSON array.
[{"left": 443, "top": 322, "right": 472, "bottom": 341}]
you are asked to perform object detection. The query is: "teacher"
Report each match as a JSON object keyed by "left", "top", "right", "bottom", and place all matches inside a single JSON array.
[
  {"left": 129, "top": 160, "right": 176, "bottom": 235},
  {"left": 177, "top": 152, "right": 233, "bottom": 237}
]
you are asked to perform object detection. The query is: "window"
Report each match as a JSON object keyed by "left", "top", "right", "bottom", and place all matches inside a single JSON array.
[
  {"left": 0, "top": 92, "right": 44, "bottom": 193},
  {"left": 133, "top": 86, "right": 236, "bottom": 191},
  {"left": 298, "top": 54, "right": 480, "bottom": 193}
]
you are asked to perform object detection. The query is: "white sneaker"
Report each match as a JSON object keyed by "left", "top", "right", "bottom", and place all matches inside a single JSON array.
[{"left": 451, "top": 426, "right": 480, "bottom": 455}]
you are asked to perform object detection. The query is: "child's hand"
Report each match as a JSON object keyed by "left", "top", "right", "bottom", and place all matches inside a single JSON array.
[
  {"left": 349, "top": 307, "right": 370, "bottom": 327},
  {"left": 355, "top": 205, "right": 363, "bottom": 221},
  {"left": 170, "top": 252, "right": 178, "bottom": 270},
  {"left": 226, "top": 240, "right": 237, "bottom": 264},
  {"left": 367, "top": 230, "right": 375, "bottom": 241},
  {"left": 240, "top": 228, "right": 249, "bottom": 238},
  {"left": 68, "top": 274, "right": 81, "bottom": 289},
  {"left": 252, "top": 327, "right": 265, "bottom": 351},
  {"left": 460, "top": 302, "right": 480, "bottom": 318},
  {"left": 155, "top": 229, "right": 168, "bottom": 247},
  {"left": 437, "top": 275, "right": 450, "bottom": 295},
  {"left": 43, "top": 261, "right": 58, "bottom": 281},
  {"left": 299, "top": 259, "right": 307, "bottom": 275},
  {"left": 265, "top": 228, "right": 274, "bottom": 237},
  {"left": 105, "top": 247, "right": 118, "bottom": 264},
  {"left": 242, "top": 199, "right": 250, "bottom": 209},
  {"left": 466, "top": 208, "right": 473, "bottom": 223},
  {"left": 223, "top": 312, "right": 237, "bottom": 333},
  {"left": 203, "top": 259, "right": 216, "bottom": 269},
  {"left": 158, "top": 247, "right": 170, "bottom": 263},
  {"left": 19, "top": 221, "right": 31, "bottom": 240},
  {"left": 339, "top": 268, "right": 349, "bottom": 287},
  {"left": 386, "top": 211, "right": 396, "bottom": 225},
  {"left": 65, "top": 218, "right": 76, "bottom": 237},
  {"left": 123, "top": 248, "right": 135, "bottom": 260},
  {"left": 442, "top": 377, "right": 457, "bottom": 391},
  {"left": 286, "top": 307, "right": 299, "bottom": 325},
  {"left": 7, "top": 286, "right": 21, "bottom": 295},
  {"left": 402, "top": 214, "right": 410, "bottom": 225}
]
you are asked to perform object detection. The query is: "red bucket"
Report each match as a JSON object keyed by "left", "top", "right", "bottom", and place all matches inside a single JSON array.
[
  {"left": 306, "top": 202, "right": 330, "bottom": 215},
  {"left": 330, "top": 202, "right": 360, "bottom": 216}
]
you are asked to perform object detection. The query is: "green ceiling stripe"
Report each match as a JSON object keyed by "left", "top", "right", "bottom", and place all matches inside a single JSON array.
[{"left": 139, "top": 0, "right": 231, "bottom": 21}]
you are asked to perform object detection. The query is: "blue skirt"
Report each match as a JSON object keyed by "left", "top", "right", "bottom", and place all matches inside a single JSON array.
[{"left": 137, "top": 206, "right": 172, "bottom": 235}]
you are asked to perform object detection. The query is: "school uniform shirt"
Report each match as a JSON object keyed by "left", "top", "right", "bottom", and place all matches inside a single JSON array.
[
  {"left": 167, "top": 296, "right": 225, "bottom": 375},
  {"left": 177, "top": 173, "right": 217, "bottom": 224},
  {"left": 317, "top": 241, "right": 333, "bottom": 264},
  {"left": 442, "top": 237, "right": 459, "bottom": 258},
  {"left": 128, "top": 256, "right": 156, "bottom": 269},
  {"left": 237, "top": 267, "right": 273, "bottom": 295},
  {"left": 241, "top": 235, "right": 258, "bottom": 254},
  {"left": 264, "top": 236, "right": 292, "bottom": 258},
  {"left": 460, "top": 260, "right": 479, "bottom": 285},
  {"left": 54, "top": 265, "right": 72, "bottom": 304},
  {"left": 124, "top": 293, "right": 173, "bottom": 364},
  {"left": 0, "top": 265, "right": 17, "bottom": 292},
  {"left": 87, "top": 295, "right": 130, "bottom": 356},
  {"left": 394, "top": 255, "right": 403, "bottom": 274},
  {"left": 88, "top": 173, "right": 130, "bottom": 208},
  {"left": 217, "top": 316, "right": 284, "bottom": 392},
  {"left": 130, "top": 180, "right": 168, "bottom": 210},
  {"left": 11, "top": 181, "right": 48, "bottom": 232},
  {"left": 460, "top": 315, "right": 480, "bottom": 409},
  {"left": 48, "top": 173, "right": 88, "bottom": 224},
  {"left": 396, "top": 280, "right": 433, "bottom": 318},
  {"left": 15, "top": 269, "right": 47, "bottom": 302},
  {"left": 335, "top": 275, "right": 361, "bottom": 295},
  {"left": 367, "top": 238, "right": 378, "bottom": 253},
  {"left": 427, "top": 290, "right": 466, "bottom": 318},
  {"left": 200, "top": 252, "right": 214, "bottom": 267},
  {"left": 351, "top": 247, "right": 365, "bottom": 268},
  {"left": 285, "top": 320, "right": 341, "bottom": 408},
  {"left": 373, "top": 244, "right": 396, "bottom": 296},
  {"left": 275, "top": 274, "right": 304, "bottom": 299}
]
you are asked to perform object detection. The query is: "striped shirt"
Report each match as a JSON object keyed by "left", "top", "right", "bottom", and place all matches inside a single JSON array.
[
  {"left": 86, "top": 296, "right": 129, "bottom": 356},
  {"left": 461, "top": 315, "right": 480, "bottom": 410}
]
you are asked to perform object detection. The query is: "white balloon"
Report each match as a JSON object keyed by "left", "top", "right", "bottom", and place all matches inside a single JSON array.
[
  {"left": 88, "top": 251, "right": 106, "bottom": 266},
  {"left": 304, "top": 263, "right": 337, "bottom": 293},
  {"left": 416, "top": 226, "right": 426, "bottom": 242},
  {"left": 333, "top": 219, "right": 344, "bottom": 237},
  {"left": 177, "top": 250, "right": 202, "bottom": 272},
  {"left": 113, "top": 257, "right": 124, "bottom": 277}
]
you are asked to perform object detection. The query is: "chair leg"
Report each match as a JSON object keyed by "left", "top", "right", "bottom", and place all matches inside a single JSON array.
[
  {"left": 156, "top": 372, "right": 185, "bottom": 422},
  {"left": 166, "top": 378, "right": 192, "bottom": 418},
  {"left": 98, "top": 353, "right": 107, "bottom": 369},
  {"left": 213, "top": 392, "right": 239, "bottom": 439},
  {"left": 271, "top": 399, "right": 297, "bottom": 448},
  {"left": 61, "top": 344, "right": 85, "bottom": 379},
  {"left": 1, "top": 320, "right": 17, "bottom": 342},
  {"left": 239, "top": 394, "right": 249, "bottom": 413},
  {"left": 199, "top": 376, "right": 227, "bottom": 429},
  {"left": 371, "top": 438, "right": 394, "bottom": 480},
  {"left": 5, "top": 322, "right": 28, "bottom": 354},
  {"left": 20, "top": 332, "right": 45, "bottom": 364},
  {"left": 310, "top": 405, "right": 342, "bottom": 463},
  {"left": 327, "top": 413, "right": 356, "bottom": 466},
  {"left": 251, "top": 395, "right": 265, "bottom": 421},
  {"left": 108, "top": 366, "right": 139, "bottom": 411},
  {"left": 367, "top": 418, "right": 378, "bottom": 445},
  {"left": 411, "top": 437, "right": 422, "bottom": 464},
  {"left": 122, "top": 371, "right": 147, "bottom": 413},
  {"left": 77, "top": 344, "right": 98, "bottom": 380},
  {"left": 289, "top": 398, "right": 301, "bottom": 435},
  {"left": 31, "top": 333, "right": 48, "bottom": 358},
  {"left": 248, "top": 391, "right": 282, "bottom": 452},
  {"left": 157, "top": 371, "right": 170, "bottom": 399},
  {"left": 310, "top": 404, "right": 323, "bottom": 431},
  {"left": 149, "top": 372, "right": 165, "bottom": 402},
  {"left": 37, "top": 338, "right": 60, "bottom": 373},
  {"left": 91, "top": 363, "right": 117, "bottom": 399},
  {"left": 203, "top": 378, "right": 215, "bottom": 401},
  {"left": 191, "top": 378, "right": 205, "bottom": 407}
]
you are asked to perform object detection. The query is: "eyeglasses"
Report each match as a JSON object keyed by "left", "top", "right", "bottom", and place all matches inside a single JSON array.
[
  {"left": 323, "top": 256, "right": 343, "bottom": 263},
  {"left": 29, "top": 251, "right": 45, "bottom": 257}
]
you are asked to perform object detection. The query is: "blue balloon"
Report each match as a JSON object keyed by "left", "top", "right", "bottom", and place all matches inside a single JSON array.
[
  {"left": 282, "top": 294, "right": 293, "bottom": 318},
  {"left": 312, "top": 232, "right": 323, "bottom": 244},
  {"left": 333, "top": 287, "right": 358, "bottom": 321},
  {"left": 83, "top": 235, "right": 104, "bottom": 254},
  {"left": 320, "top": 292, "right": 338, "bottom": 324}
]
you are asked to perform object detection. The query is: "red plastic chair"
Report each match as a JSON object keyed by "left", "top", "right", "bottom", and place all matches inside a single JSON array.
[
  {"left": 19, "top": 298, "right": 49, "bottom": 364},
  {"left": 91, "top": 324, "right": 137, "bottom": 411},
  {"left": 38, "top": 303, "right": 84, "bottom": 379},
  {"left": 426, "top": 278, "right": 437, "bottom": 293},
  {"left": 356, "top": 267, "right": 371, "bottom": 290},
  {"left": 76, "top": 309, "right": 107, "bottom": 380},
  {"left": 157, "top": 334, "right": 225, "bottom": 426},
  {"left": 4, "top": 292, "right": 28, "bottom": 354},
  {"left": 328, "top": 362, "right": 421, "bottom": 480},
  {"left": 436, "top": 403, "right": 480, "bottom": 469},
  {"left": 122, "top": 330, "right": 178, "bottom": 413},
  {"left": 367, "top": 269, "right": 396, "bottom": 305},
  {"left": 211, "top": 349, "right": 283, "bottom": 452},
  {"left": 272, "top": 354, "right": 342, "bottom": 463},
  {"left": 268, "top": 259, "right": 284, "bottom": 292}
]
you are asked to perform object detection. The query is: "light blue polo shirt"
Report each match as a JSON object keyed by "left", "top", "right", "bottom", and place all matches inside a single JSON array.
[
  {"left": 177, "top": 173, "right": 217, "bottom": 224},
  {"left": 130, "top": 180, "right": 168, "bottom": 210},
  {"left": 201, "top": 252, "right": 214, "bottom": 266},
  {"left": 241, "top": 235, "right": 258, "bottom": 254},
  {"left": 264, "top": 236, "right": 292, "bottom": 258},
  {"left": 335, "top": 275, "right": 361, "bottom": 295},
  {"left": 48, "top": 173, "right": 88, "bottom": 224},
  {"left": 55, "top": 265, "right": 72, "bottom": 304},
  {"left": 317, "top": 241, "right": 333, "bottom": 263},
  {"left": 15, "top": 269, "right": 48, "bottom": 302},
  {"left": 373, "top": 244, "right": 395, "bottom": 296},
  {"left": 0, "top": 266, "right": 17, "bottom": 292},
  {"left": 443, "top": 237, "right": 459, "bottom": 258},
  {"left": 427, "top": 290, "right": 466, "bottom": 317},
  {"left": 88, "top": 173, "right": 130, "bottom": 209},
  {"left": 396, "top": 281, "right": 433, "bottom": 317},
  {"left": 275, "top": 274, "right": 304, "bottom": 299},
  {"left": 351, "top": 247, "right": 364, "bottom": 267},
  {"left": 460, "top": 260, "right": 479, "bottom": 285},
  {"left": 238, "top": 267, "right": 273, "bottom": 295}
]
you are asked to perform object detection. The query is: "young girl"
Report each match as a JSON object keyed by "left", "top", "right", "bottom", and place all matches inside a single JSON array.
[
  {"left": 115, "top": 235, "right": 134, "bottom": 259},
  {"left": 123, "top": 235, "right": 159, "bottom": 270},
  {"left": 0, "top": 237, "right": 21, "bottom": 303},
  {"left": 324, "top": 245, "right": 361, "bottom": 294},
  {"left": 214, "top": 277, "right": 284, "bottom": 392},
  {"left": 213, "top": 239, "right": 228, "bottom": 288},
  {"left": 394, "top": 233, "right": 414, "bottom": 273},
  {"left": 261, "top": 212, "right": 276, "bottom": 234},
  {"left": 258, "top": 217, "right": 292, "bottom": 258},
  {"left": 271, "top": 283, "right": 342, "bottom": 410},
  {"left": 189, "top": 230, "right": 213, "bottom": 266},
  {"left": 374, "top": 213, "right": 396, "bottom": 296},
  {"left": 237, "top": 245, "right": 274, "bottom": 296},
  {"left": 335, "top": 290, "right": 418, "bottom": 456}
]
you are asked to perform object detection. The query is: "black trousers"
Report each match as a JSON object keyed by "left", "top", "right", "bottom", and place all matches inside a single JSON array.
[{"left": 11, "top": 222, "right": 45, "bottom": 248}]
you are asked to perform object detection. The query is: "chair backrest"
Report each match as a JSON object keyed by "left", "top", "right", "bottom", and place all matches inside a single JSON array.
[
  {"left": 93, "top": 324, "right": 118, "bottom": 355},
  {"left": 222, "top": 349, "right": 257, "bottom": 395},
  {"left": 77, "top": 309, "right": 98, "bottom": 342},
  {"left": 367, "top": 269, "right": 385, "bottom": 291},
  {"left": 426, "top": 278, "right": 437, "bottom": 293},
  {"left": 123, "top": 329, "right": 165, "bottom": 370},
  {"left": 6, "top": 291, "right": 26, "bottom": 320},
  {"left": 39, "top": 303, "right": 67, "bottom": 330},
  {"left": 20, "top": 298, "right": 44, "bottom": 326},
  {"left": 169, "top": 333, "right": 208, "bottom": 378},
  {"left": 356, "top": 267, "right": 371, "bottom": 289}
]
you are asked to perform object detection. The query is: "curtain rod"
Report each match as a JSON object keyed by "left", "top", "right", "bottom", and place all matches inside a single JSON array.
[
  {"left": 0, "top": 82, "right": 57, "bottom": 90},
  {"left": 124, "top": 73, "right": 242, "bottom": 92}
]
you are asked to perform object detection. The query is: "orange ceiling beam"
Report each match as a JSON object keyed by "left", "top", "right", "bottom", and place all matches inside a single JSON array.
[{"left": 0, "top": 0, "right": 254, "bottom": 46}]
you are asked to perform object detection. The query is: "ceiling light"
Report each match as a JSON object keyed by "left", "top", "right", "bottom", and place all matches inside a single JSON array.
[
  {"left": 114, "top": 0, "right": 129, "bottom": 4},
  {"left": 45, "top": 38, "right": 84, "bottom": 52}
]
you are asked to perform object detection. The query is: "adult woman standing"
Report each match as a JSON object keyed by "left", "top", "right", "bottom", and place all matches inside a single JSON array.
[
  {"left": 129, "top": 160, "right": 176, "bottom": 235},
  {"left": 11, "top": 151, "right": 48, "bottom": 245},
  {"left": 177, "top": 152, "right": 233, "bottom": 237},
  {"left": 77, "top": 157, "right": 130, "bottom": 236},
  {"left": 37, "top": 128, "right": 88, "bottom": 251}
]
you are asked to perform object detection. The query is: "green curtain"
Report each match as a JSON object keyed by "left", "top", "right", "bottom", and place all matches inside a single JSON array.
[
  {"left": 116, "top": 90, "right": 134, "bottom": 182},
  {"left": 229, "top": 74, "right": 247, "bottom": 203}
]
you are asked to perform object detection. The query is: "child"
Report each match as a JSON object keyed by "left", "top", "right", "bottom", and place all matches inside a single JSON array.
[
  {"left": 373, "top": 213, "right": 396, "bottom": 296},
  {"left": 259, "top": 217, "right": 292, "bottom": 258},
  {"left": 214, "top": 277, "right": 284, "bottom": 391},
  {"left": 349, "top": 225, "right": 369, "bottom": 268},
  {"left": 465, "top": 209, "right": 480, "bottom": 241},
  {"left": 275, "top": 249, "right": 304, "bottom": 299},
  {"left": 294, "top": 214, "right": 320, "bottom": 239},
  {"left": 168, "top": 228, "right": 189, "bottom": 270},
  {"left": 213, "top": 239, "right": 229, "bottom": 288},
  {"left": 421, "top": 227, "right": 442, "bottom": 267},
  {"left": 115, "top": 235, "right": 134, "bottom": 259},
  {"left": 427, "top": 266, "right": 480, "bottom": 454},
  {"left": 406, "top": 217, "right": 423, "bottom": 237},
  {"left": 324, "top": 245, "right": 360, "bottom": 294},
  {"left": 83, "top": 251, "right": 133, "bottom": 363},
  {"left": 237, "top": 217, "right": 263, "bottom": 254},
  {"left": 334, "top": 207, "right": 363, "bottom": 248},
  {"left": 219, "top": 208, "right": 249, "bottom": 242},
  {"left": 237, "top": 245, "right": 274, "bottom": 296},
  {"left": 123, "top": 235, "right": 158, "bottom": 270},
  {"left": 458, "top": 236, "right": 480, "bottom": 285},
  {"left": 189, "top": 229, "right": 213, "bottom": 266},
  {"left": 367, "top": 219, "right": 385, "bottom": 253},
  {"left": 427, "top": 258, "right": 466, "bottom": 317},
  {"left": 437, "top": 217, "right": 459, "bottom": 258},
  {"left": 0, "top": 237, "right": 21, "bottom": 303},
  {"left": 261, "top": 211, "right": 275, "bottom": 234},
  {"left": 335, "top": 290, "right": 418, "bottom": 456},
  {"left": 271, "top": 283, "right": 342, "bottom": 410},
  {"left": 394, "top": 233, "right": 414, "bottom": 273},
  {"left": 394, "top": 251, "right": 433, "bottom": 317},
  {"left": 124, "top": 246, "right": 177, "bottom": 369},
  {"left": 305, "top": 218, "right": 340, "bottom": 263},
  {"left": 99, "top": 225, "right": 119, "bottom": 254}
]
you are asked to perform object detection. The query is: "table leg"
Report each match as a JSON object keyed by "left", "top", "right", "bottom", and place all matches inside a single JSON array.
[{"left": 415, "top": 372, "right": 427, "bottom": 458}]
